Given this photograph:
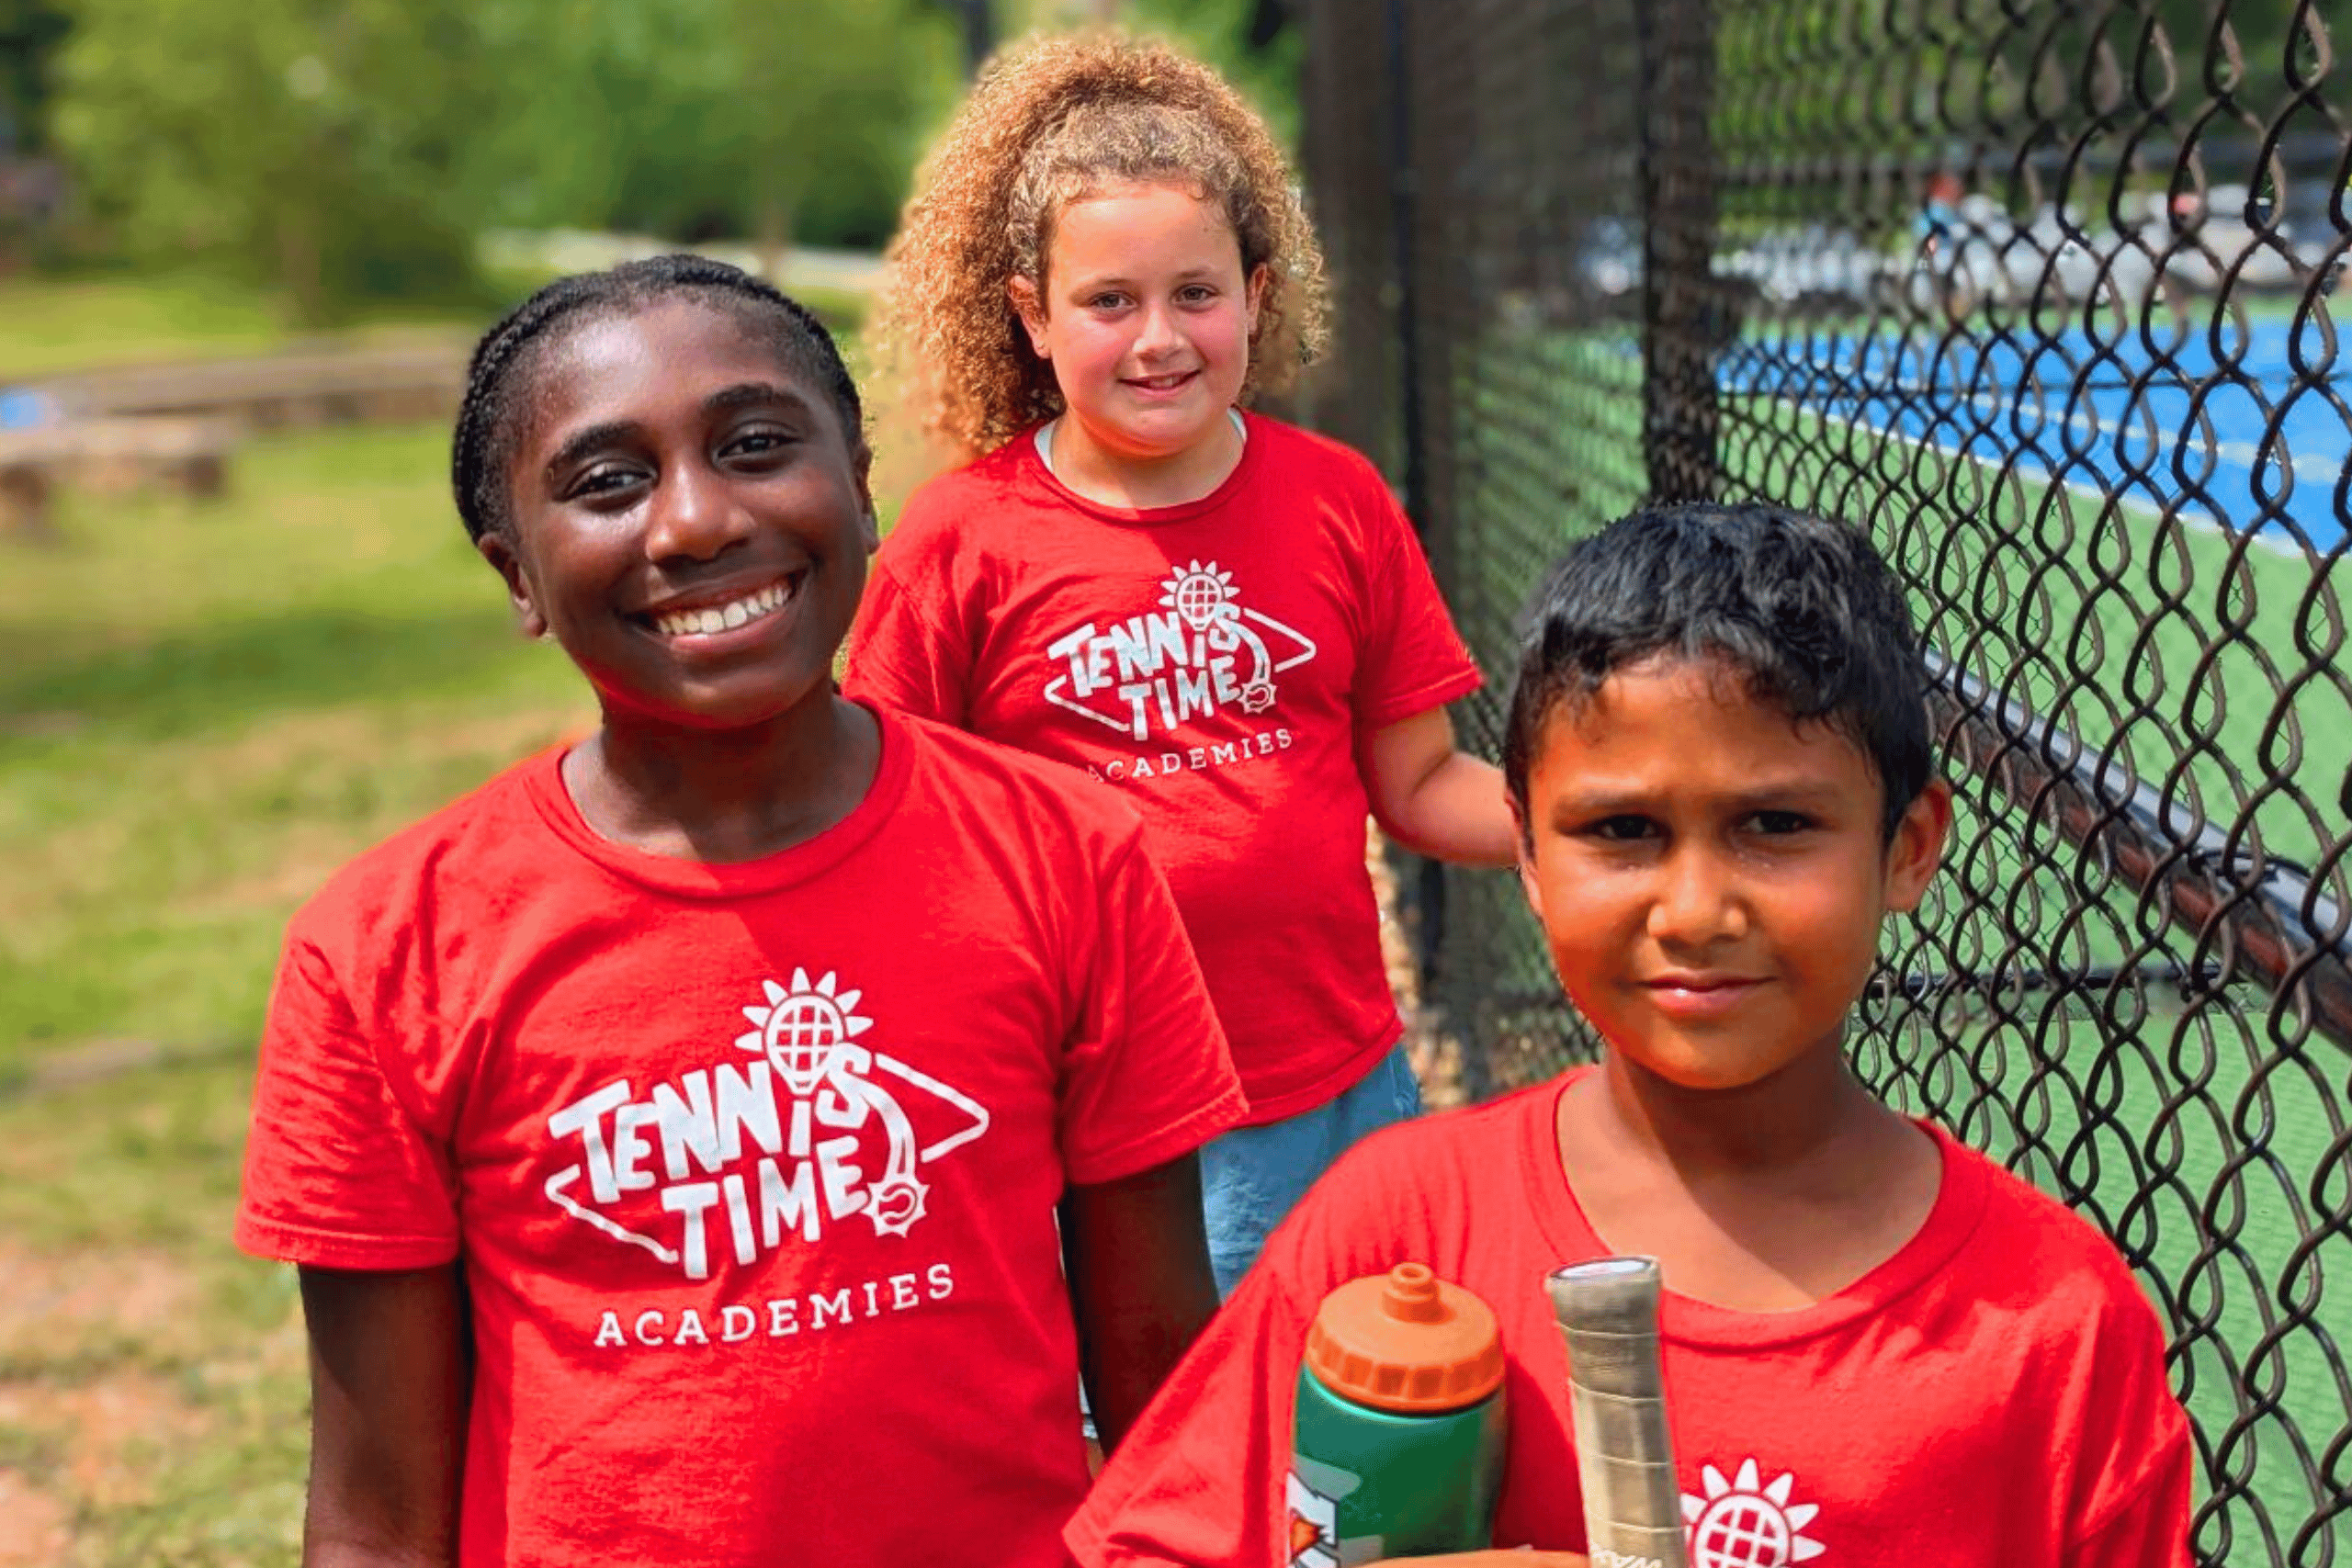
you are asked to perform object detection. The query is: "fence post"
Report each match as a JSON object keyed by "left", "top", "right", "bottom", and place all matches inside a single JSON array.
[
  {"left": 1377, "top": 0, "right": 1456, "bottom": 1033},
  {"left": 1634, "top": 0, "right": 1722, "bottom": 502}
]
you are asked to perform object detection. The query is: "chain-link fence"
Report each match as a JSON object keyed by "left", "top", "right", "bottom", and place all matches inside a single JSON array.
[{"left": 1294, "top": 1, "right": 2349, "bottom": 1561}]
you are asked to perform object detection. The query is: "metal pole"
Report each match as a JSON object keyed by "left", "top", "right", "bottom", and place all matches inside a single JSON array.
[{"left": 1634, "top": 0, "right": 1722, "bottom": 502}]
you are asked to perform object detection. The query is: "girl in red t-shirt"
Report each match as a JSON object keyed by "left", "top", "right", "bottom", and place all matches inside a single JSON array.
[
  {"left": 845, "top": 35, "right": 1519, "bottom": 1293},
  {"left": 237, "top": 255, "right": 1246, "bottom": 1567}
]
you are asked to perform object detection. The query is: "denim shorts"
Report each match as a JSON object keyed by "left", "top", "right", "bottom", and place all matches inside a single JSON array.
[{"left": 1199, "top": 1043, "right": 1424, "bottom": 1297}]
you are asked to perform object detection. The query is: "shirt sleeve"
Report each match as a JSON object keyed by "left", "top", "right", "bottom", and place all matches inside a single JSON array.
[
  {"left": 2062, "top": 1273, "right": 2197, "bottom": 1567},
  {"left": 1066, "top": 1185, "right": 1341, "bottom": 1567},
  {"left": 1057, "top": 828, "right": 1249, "bottom": 1187},
  {"left": 1351, "top": 482, "right": 1483, "bottom": 731},
  {"left": 2064, "top": 1429, "right": 2194, "bottom": 1568},
  {"left": 233, "top": 927, "right": 460, "bottom": 1269},
  {"left": 842, "top": 525, "right": 976, "bottom": 727}
]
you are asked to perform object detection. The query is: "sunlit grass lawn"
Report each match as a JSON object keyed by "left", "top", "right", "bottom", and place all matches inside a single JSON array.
[
  {"left": 0, "top": 419, "right": 592, "bottom": 1564},
  {"left": 0, "top": 274, "right": 486, "bottom": 378},
  {"left": 0, "top": 268, "right": 868, "bottom": 383}
]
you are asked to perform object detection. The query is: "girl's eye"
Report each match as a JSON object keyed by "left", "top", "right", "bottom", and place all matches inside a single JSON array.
[
  {"left": 721, "top": 425, "right": 796, "bottom": 462},
  {"left": 1086, "top": 291, "right": 1132, "bottom": 311},
  {"left": 566, "top": 463, "right": 643, "bottom": 502},
  {"left": 1178, "top": 284, "right": 1216, "bottom": 304}
]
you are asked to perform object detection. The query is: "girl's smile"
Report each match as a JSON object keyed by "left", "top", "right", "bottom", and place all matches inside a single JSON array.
[{"left": 639, "top": 572, "right": 804, "bottom": 641}]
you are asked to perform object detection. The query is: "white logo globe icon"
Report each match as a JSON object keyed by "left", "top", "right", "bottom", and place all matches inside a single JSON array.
[
  {"left": 737, "top": 971, "right": 873, "bottom": 1096},
  {"left": 1159, "top": 560, "right": 1238, "bottom": 630},
  {"left": 1693, "top": 1495, "right": 1792, "bottom": 1568},
  {"left": 1681, "top": 1461, "right": 1824, "bottom": 1568},
  {"left": 763, "top": 993, "right": 848, "bottom": 1094},
  {"left": 1171, "top": 573, "right": 1227, "bottom": 627}
]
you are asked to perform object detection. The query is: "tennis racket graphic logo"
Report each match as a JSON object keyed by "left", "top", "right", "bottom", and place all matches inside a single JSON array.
[{"left": 1683, "top": 1460, "right": 1824, "bottom": 1568}]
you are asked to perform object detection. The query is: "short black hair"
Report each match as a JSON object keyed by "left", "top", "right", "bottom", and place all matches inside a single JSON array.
[
  {"left": 1503, "top": 502, "right": 1934, "bottom": 841},
  {"left": 451, "top": 254, "right": 865, "bottom": 544}
]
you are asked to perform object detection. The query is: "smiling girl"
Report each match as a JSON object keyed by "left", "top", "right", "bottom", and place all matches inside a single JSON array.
[
  {"left": 234, "top": 256, "right": 1243, "bottom": 1566},
  {"left": 847, "top": 35, "right": 1518, "bottom": 1296}
]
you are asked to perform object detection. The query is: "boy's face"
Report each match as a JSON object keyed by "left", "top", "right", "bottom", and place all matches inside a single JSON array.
[
  {"left": 481, "top": 299, "right": 876, "bottom": 732},
  {"left": 1515, "top": 655, "right": 1950, "bottom": 1093}
]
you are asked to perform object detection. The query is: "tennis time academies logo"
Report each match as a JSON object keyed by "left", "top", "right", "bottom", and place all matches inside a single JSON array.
[
  {"left": 541, "top": 969, "right": 992, "bottom": 1282},
  {"left": 1044, "top": 559, "right": 1318, "bottom": 743}
]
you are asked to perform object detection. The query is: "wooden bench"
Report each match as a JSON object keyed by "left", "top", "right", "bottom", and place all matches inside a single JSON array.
[
  {"left": 0, "top": 419, "right": 239, "bottom": 541},
  {"left": 36, "top": 341, "right": 469, "bottom": 429}
]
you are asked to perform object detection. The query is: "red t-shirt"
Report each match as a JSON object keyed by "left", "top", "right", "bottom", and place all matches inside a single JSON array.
[
  {"left": 844, "top": 413, "right": 1482, "bottom": 1123},
  {"left": 236, "top": 706, "right": 1246, "bottom": 1568},
  {"left": 1069, "top": 1075, "right": 2194, "bottom": 1567}
]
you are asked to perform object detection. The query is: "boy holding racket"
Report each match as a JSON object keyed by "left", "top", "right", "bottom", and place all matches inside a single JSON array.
[{"left": 1069, "top": 502, "right": 2192, "bottom": 1567}]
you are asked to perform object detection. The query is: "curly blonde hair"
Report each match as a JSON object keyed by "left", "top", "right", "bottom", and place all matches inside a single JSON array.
[{"left": 875, "top": 32, "right": 1329, "bottom": 461}]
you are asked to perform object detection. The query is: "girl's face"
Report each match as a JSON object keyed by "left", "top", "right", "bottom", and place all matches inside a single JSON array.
[
  {"left": 1015, "top": 180, "right": 1266, "bottom": 470},
  {"left": 481, "top": 298, "right": 875, "bottom": 733}
]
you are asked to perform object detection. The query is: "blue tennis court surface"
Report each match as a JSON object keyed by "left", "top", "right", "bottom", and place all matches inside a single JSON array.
[{"left": 1724, "top": 317, "right": 2350, "bottom": 553}]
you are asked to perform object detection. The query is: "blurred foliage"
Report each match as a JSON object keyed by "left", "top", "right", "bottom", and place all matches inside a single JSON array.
[
  {"left": 42, "top": 0, "right": 958, "bottom": 324},
  {"left": 1001, "top": 0, "right": 1301, "bottom": 145},
  {"left": 51, "top": 0, "right": 493, "bottom": 322},
  {"left": 1123, "top": 0, "right": 1300, "bottom": 146},
  {"left": 0, "top": 0, "right": 69, "bottom": 152},
  {"left": 463, "top": 0, "right": 960, "bottom": 251}
]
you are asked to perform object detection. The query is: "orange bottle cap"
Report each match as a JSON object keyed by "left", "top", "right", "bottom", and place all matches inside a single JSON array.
[{"left": 1303, "top": 1261, "right": 1504, "bottom": 1414}]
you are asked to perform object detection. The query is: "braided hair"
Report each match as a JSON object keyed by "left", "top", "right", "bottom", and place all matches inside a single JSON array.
[{"left": 451, "top": 254, "right": 865, "bottom": 544}]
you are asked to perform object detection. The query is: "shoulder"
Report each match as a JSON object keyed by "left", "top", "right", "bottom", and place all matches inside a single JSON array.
[
  {"left": 1937, "top": 1131, "right": 2166, "bottom": 1337},
  {"left": 288, "top": 753, "right": 552, "bottom": 951},
  {"left": 886, "top": 436, "right": 1047, "bottom": 550},
  {"left": 1303, "top": 1083, "right": 1552, "bottom": 1224},
  {"left": 887, "top": 709, "right": 1146, "bottom": 854},
  {"left": 1244, "top": 413, "right": 1394, "bottom": 502},
  {"left": 1241, "top": 1084, "right": 1555, "bottom": 1295}
]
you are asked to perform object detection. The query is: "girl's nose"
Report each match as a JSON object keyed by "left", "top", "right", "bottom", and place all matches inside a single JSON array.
[
  {"left": 644, "top": 462, "right": 753, "bottom": 563},
  {"left": 1133, "top": 300, "right": 1184, "bottom": 357}
]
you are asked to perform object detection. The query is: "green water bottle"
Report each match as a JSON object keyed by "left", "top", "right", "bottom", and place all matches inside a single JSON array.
[{"left": 1287, "top": 1261, "right": 1507, "bottom": 1565}]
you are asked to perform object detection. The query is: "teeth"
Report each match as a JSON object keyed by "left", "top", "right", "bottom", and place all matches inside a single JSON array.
[{"left": 653, "top": 581, "right": 791, "bottom": 637}]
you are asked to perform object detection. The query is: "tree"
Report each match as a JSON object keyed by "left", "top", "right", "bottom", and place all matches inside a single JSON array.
[
  {"left": 0, "top": 0, "right": 71, "bottom": 153},
  {"left": 461, "top": 0, "right": 958, "bottom": 252},
  {"left": 51, "top": 0, "right": 490, "bottom": 321}
]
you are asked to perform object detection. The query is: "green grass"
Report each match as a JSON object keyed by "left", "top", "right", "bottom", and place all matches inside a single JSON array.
[
  {"left": 0, "top": 423, "right": 594, "bottom": 1082},
  {"left": 0, "top": 1055, "right": 313, "bottom": 1567},
  {"left": 0, "top": 269, "right": 867, "bottom": 384},
  {"left": 0, "top": 415, "right": 591, "bottom": 1563},
  {"left": 0, "top": 273, "right": 493, "bottom": 378}
]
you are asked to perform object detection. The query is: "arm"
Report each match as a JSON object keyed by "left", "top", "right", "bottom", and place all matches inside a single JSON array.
[
  {"left": 298, "top": 1264, "right": 469, "bottom": 1568},
  {"left": 1061, "top": 1151, "right": 1221, "bottom": 1452},
  {"left": 1362, "top": 705, "right": 1519, "bottom": 868}
]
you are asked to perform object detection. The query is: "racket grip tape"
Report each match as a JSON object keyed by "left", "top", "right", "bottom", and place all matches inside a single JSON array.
[{"left": 1547, "top": 1258, "right": 1689, "bottom": 1568}]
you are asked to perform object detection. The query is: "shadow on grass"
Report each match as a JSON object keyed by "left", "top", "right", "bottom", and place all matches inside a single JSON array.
[{"left": 0, "top": 605, "right": 526, "bottom": 743}]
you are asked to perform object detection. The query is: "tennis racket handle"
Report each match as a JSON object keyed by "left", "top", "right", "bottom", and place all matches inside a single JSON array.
[{"left": 1547, "top": 1258, "right": 1688, "bottom": 1568}]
